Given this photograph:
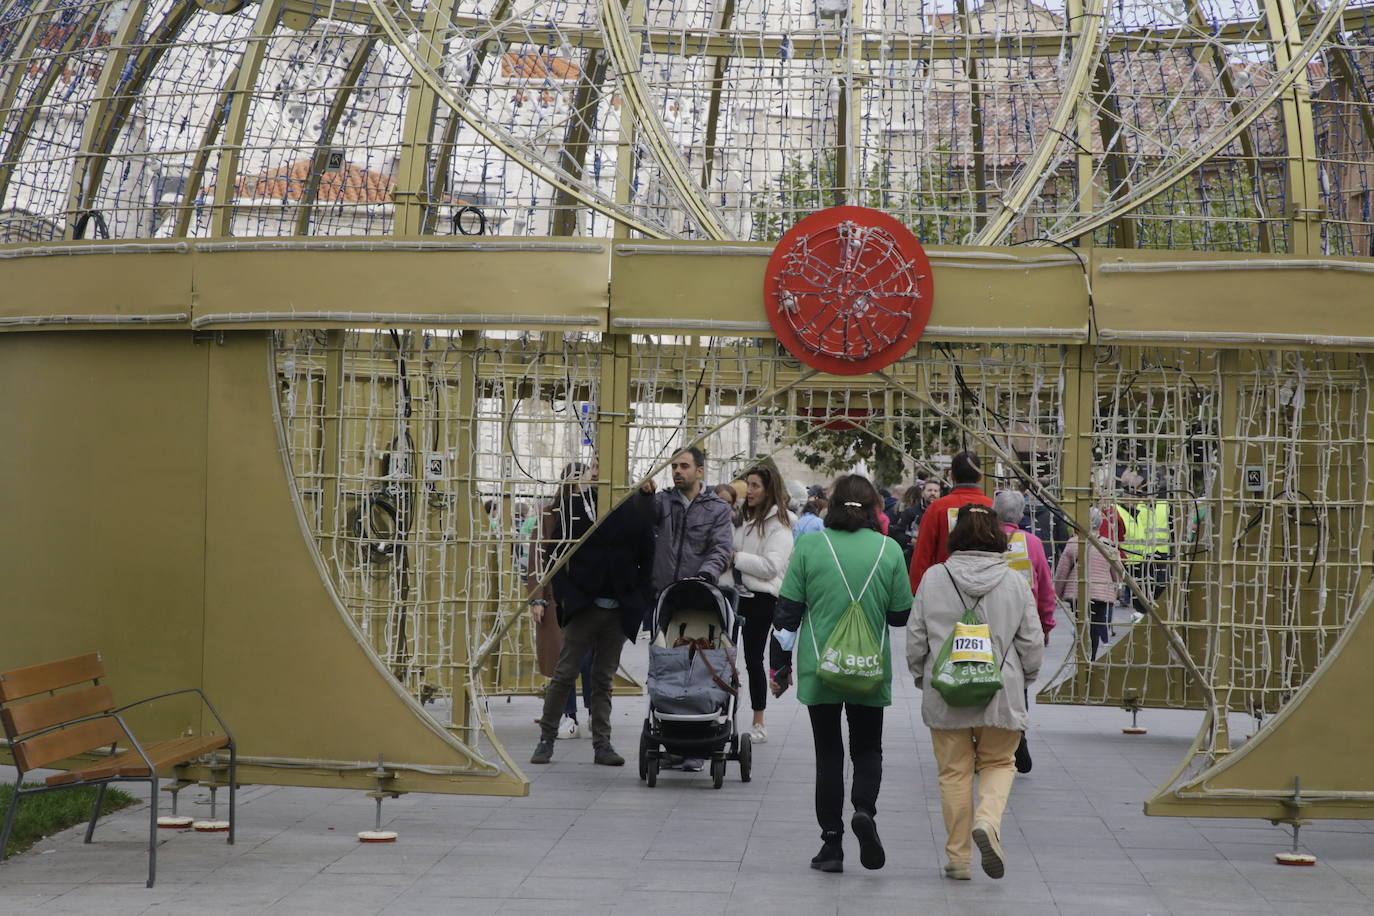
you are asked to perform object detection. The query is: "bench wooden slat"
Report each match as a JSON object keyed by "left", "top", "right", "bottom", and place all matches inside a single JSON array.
[
  {"left": 1, "top": 685, "right": 115, "bottom": 739},
  {"left": 0, "top": 653, "right": 104, "bottom": 703},
  {"left": 45, "top": 735, "right": 230, "bottom": 787},
  {"left": 119, "top": 735, "right": 231, "bottom": 777},
  {"left": 13, "top": 716, "right": 124, "bottom": 772}
]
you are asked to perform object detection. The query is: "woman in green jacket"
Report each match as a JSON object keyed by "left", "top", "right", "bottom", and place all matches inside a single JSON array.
[{"left": 775, "top": 475, "right": 914, "bottom": 874}]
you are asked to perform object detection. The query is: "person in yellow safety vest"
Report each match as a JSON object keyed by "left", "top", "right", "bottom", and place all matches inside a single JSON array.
[{"left": 1114, "top": 490, "right": 1171, "bottom": 623}]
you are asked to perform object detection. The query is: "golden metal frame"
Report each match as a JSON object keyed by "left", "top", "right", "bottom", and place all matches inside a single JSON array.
[{"left": 3, "top": 238, "right": 1374, "bottom": 810}]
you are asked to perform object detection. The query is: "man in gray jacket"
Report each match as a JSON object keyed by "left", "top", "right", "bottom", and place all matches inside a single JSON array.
[
  {"left": 643, "top": 445, "right": 735, "bottom": 771},
  {"left": 646, "top": 446, "right": 736, "bottom": 596}
]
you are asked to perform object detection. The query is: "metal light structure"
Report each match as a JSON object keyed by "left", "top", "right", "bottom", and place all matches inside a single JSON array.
[
  {"left": 0, "top": 0, "right": 1371, "bottom": 247},
  {"left": 3, "top": 0, "right": 1374, "bottom": 828}
]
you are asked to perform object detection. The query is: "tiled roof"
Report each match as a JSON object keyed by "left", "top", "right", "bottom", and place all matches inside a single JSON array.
[
  {"left": 204, "top": 160, "right": 470, "bottom": 205},
  {"left": 22, "top": 24, "right": 110, "bottom": 80},
  {"left": 500, "top": 51, "right": 581, "bottom": 81},
  {"left": 35, "top": 23, "right": 111, "bottom": 51}
]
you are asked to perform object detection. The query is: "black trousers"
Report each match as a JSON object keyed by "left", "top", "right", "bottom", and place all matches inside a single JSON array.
[
  {"left": 738, "top": 594, "right": 775, "bottom": 713},
  {"left": 1088, "top": 599, "right": 1111, "bottom": 659},
  {"left": 1128, "top": 560, "right": 1170, "bottom": 613},
  {"left": 807, "top": 703, "right": 884, "bottom": 837}
]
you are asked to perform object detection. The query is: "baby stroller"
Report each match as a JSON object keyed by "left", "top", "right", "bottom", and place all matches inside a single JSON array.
[{"left": 639, "top": 578, "right": 751, "bottom": 789}]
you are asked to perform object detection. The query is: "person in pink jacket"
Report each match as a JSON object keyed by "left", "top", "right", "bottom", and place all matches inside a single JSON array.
[
  {"left": 1053, "top": 507, "right": 1122, "bottom": 660},
  {"left": 992, "top": 489, "right": 1055, "bottom": 774},
  {"left": 991, "top": 491, "right": 1056, "bottom": 642}
]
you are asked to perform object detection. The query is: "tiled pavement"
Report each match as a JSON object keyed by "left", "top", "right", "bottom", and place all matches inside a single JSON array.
[{"left": 3, "top": 627, "right": 1372, "bottom": 914}]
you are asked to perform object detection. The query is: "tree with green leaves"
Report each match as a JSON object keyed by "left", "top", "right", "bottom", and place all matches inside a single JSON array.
[{"left": 751, "top": 148, "right": 976, "bottom": 244}]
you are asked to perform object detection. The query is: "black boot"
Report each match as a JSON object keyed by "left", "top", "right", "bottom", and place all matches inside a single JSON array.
[
  {"left": 810, "top": 831, "right": 843, "bottom": 873},
  {"left": 1014, "top": 733, "right": 1032, "bottom": 774},
  {"left": 851, "top": 811, "right": 886, "bottom": 870}
]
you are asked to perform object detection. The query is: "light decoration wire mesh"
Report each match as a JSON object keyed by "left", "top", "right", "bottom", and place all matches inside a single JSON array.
[
  {"left": 1, "top": 0, "right": 1373, "bottom": 251},
  {"left": 272, "top": 331, "right": 1373, "bottom": 767}
]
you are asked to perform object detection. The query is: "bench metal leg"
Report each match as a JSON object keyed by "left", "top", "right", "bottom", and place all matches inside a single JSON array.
[
  {"left": 84, "top": 783, "right": 108, "bottom": 843},
  {"left": 0, "top": 777, "right": 21, "bottom": 862},
  {"left": 146, "top": 776, "right": 159, "bottom": 888},
  {"left": 227, "top": 743, "right": 237, "bottom": 846}
]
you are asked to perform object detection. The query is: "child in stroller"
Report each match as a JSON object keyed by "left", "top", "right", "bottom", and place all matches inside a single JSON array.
[{"left": 639, "top": 578, "right": 752, "bottom": 789}]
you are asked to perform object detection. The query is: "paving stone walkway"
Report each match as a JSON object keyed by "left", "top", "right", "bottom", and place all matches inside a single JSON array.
[{"left": 3, "top": 629, "right": 1371, "bottom": 914}]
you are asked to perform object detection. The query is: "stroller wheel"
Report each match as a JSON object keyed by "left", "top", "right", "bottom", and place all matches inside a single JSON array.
[
  {"left": 711, "top": 756, "right": 726, "bottom": 789},
  {"left": 646, "top": 754, "right": 659, "bottom": 788},
  {"left": 738, "top": 733, "right": 752, "bottom": 783},
  {"left": 638, "top": 730, "right": 653, "bottom": 781}
]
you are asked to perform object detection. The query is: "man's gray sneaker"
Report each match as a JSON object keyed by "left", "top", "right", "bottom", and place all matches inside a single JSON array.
[
  {"left": 681, "top": 757, "right": 704, "bottom": 772},
  {"left": 594, "top": 744, "right": 625, "bottom": 766},
  {"left": 530, "top": 738, "right": 555, "bottom": 764}
]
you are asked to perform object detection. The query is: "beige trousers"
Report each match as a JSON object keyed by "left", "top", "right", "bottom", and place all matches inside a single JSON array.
[{"left": 929, "top": 726, "right": 1020, "bottom": 866}]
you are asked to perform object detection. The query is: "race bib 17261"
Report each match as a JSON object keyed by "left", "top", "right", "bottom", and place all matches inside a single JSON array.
[{"left": 950, "top": 622, "right": 994, "bottom": 664}]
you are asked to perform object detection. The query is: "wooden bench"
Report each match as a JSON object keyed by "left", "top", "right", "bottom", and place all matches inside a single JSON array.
[{"left": 0, "top": 653, "right": 236, "bottom": 887}]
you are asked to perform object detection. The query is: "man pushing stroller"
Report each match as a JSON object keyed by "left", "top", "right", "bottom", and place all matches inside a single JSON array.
[{"left": 642, "top": 446, "right": 735, "bottom": 771}]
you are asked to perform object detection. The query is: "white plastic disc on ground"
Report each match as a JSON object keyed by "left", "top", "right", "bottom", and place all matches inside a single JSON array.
[
  {"left": 157, "top": 816, "right": 193, "bottom": 829},
  {"left": 1275, "top": 852, "right": 1317, "bottom": 866},
  {"left": 192, "top": 820, "right": 230, "bottom": 832},
  {"left": 358, "top": 830, "right": 398, "bottom": 843}
]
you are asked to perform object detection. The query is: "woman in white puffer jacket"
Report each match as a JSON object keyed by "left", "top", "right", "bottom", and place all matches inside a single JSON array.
[{"left": 732, "top": 464, "right": 794, "bottom": 744}]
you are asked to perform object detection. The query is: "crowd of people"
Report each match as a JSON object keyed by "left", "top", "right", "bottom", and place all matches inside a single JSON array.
[{"left": 520, "top": 446, "right": 1142, "bottom": 882}]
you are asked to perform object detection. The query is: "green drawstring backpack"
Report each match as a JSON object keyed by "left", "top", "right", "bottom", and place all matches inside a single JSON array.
[
  {"left": 807, "top": 533, "right": 889, "bottom": 697},
  {"left": 930, "top": 566, "right": 1008, "bottom": 707}
]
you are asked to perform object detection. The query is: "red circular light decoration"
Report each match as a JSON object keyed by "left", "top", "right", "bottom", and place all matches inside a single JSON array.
[{"left": 763, "top": 206, "right": 934, "bottom": 376}]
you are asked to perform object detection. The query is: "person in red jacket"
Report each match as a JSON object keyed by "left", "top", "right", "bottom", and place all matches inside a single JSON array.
[{"left": 908, "top": 452, "right": 992, "bottom": 593}]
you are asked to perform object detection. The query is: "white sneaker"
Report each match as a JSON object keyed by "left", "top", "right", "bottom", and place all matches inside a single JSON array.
[
  {"left": 557, "top": 715, "right": 580, "bottom": 739},
  {"left": 1130, "top": 612, "right": 1145, "bottom": 624},
  {"left": 751, "top": 723, "right": 767, "bottom": 744}
]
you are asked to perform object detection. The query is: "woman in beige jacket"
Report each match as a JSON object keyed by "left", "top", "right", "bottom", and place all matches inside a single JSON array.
[{"left": 906, "top": 504, "right": 1044, "bottom": 882}]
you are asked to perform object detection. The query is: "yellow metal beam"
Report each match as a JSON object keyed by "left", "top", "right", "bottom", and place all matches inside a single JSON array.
[
  {"left": 0, "top": 1, "right": 105, "bottom": 209},
  {"left": 64, "top": 0, "right": 198, "bottom": 239},
  {"left": 975, "top": 0, "right": 1104, "bottom": 244},
  {"left": 1185, "top": 0, "right": 1273, "bottom": 253},
  {"left": 173, "top": 58, "right": 245, "bottom": 238},
  {"left": 0, "top": 0, "right": 53, "bottom": 169},
  {"left": 393, "top": 0, "right": 456, "bottom": 237},
  {"left": 211, "top": 0, "right": 288, "bottom": 237},
  {"left": 294, "top": 35, "right": 379, "bottom": 236},
  {"left": 281, "top": 0, "right": 1374, "bottom": 64},
  {"left": 1049, "top": 0, "right": 1348, "bottom": 244},
  {"left": 6, "top": 242, "right": 1374, "bottom": 347},
  {"left": 363, "top": 0, "right": 671, "bottom": 239},
  {"left": 422, "top": 0, "right": 514, "bottom": 236},
  {"left": 1264, "top": 0, "right": 1325, "bottom": 254},
  {"left": 599, "top": 0, "right": 727, "bottom": 238}
]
